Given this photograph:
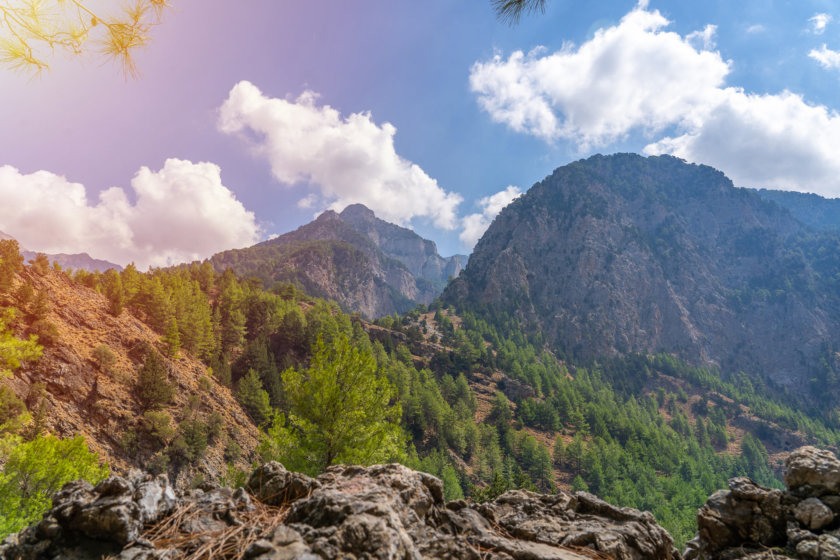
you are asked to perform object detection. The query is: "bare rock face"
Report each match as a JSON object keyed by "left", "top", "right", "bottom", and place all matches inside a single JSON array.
[
  {"left": 1, "top": 462, "right": 680, "bottom": 560},
  {"left": 686, "top": 446, "right": 840, "bottom": 560}
]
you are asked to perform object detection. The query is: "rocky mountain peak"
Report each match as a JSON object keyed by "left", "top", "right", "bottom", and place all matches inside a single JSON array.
[
  {"left": 339, "top": 203, "right": 376, "bottom": 223},
  {"left": 446, "top": 153, "right": 840, "bottom": 400}
]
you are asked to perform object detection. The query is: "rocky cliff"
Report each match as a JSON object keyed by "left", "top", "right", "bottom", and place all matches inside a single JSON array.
[
  {"left": 444, "top": 153, "right": 840, "bottom": 399},
  {"left": 211, "top": 205, "right": 464, "bottom": 319},
  {"left": 0, "top": 461, "right": 679, "bottom": 560},
  {"left": 338, "top": 204, "right": 465, "bottom": 290}
]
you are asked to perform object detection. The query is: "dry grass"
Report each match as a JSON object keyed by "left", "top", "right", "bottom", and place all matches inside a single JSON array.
[{"left": 140, "top": 499, "right": 289, "bottom": 560}]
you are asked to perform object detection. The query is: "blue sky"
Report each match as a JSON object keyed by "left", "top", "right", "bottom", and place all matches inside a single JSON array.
[{"left": 0, "top": 0, "right": 838, "bottom": 268}]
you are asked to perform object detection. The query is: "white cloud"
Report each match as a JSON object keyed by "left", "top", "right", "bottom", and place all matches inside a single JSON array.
[
  {"left": 471, "top": 4, "right": 840, "bottom": 196},
  {"left": 746, "top": 24, "right": 766, "bottom": 34},
  {"left": 645, "top": 90, "right": 840, "bottom": 193},
  {"left": 0, "top": 159, "right": 260, "bottom": 270},
  {"left": 810, "top": 44, "right": 840, "bottom": 69},
  {"left": 810, "top": 13, "right": 832, "bottom": 34},
  {"left": 686, "top": 24, "right": 717, "bottom": 50},
  {"left": 219, "top": 81, "right": 463, "bottom": 230},
  {"left": 469, "top": 5, "right": 729, "bottom": 146},
  {"left": 459, "top": 186, "right": 522, "bottom": 247}
]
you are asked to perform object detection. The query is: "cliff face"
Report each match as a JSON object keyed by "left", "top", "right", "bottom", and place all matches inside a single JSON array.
[
  {"left": 338, "top": 204, "right": 466, "bottom": 289},
  {"left": 4, "top": 268, "right": 259, "bottom": 485},
  {"left": 444, "top": 153, "right": 840, "bottom": 396},
  {"left": 211, "top": 205, "right": 464, "bottom": 319}
]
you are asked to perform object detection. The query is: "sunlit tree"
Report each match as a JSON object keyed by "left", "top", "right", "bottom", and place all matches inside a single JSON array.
[{"left": 0, "top": 0, "right": 170, "bottom": 77}]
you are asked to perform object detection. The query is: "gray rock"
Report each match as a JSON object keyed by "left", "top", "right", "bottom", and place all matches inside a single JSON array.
[
  {"left": 796, "top": 498, "right": 835, "bottom": 530},
  {"left": 1, "top": 461, "right": 680, "bottom": 560},
  {"left": 786, "top": 447, "right": 840, "bottom": 496},
  {"left": 247, "top": 461, "right": 321, "bottom": 506}
]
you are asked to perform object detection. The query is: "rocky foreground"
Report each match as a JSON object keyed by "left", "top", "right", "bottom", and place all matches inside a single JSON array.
[{"left": 3, "top": 446, "right": 840, "bottom": 559}]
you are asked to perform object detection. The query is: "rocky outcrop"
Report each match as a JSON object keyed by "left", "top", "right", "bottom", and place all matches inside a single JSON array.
[
  {"left": 686, "top": 446, "right": 840, "bottom": 559},
  {"left": 444, "top": 153, "right": 840, "bottom": 398},
  {"left": 1, "top": 462, "right": 680, "bottom": 560}
]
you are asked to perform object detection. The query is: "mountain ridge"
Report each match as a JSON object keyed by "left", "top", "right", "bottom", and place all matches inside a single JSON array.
[
  {"left": 444, "top": 153, "right": 840, "bottom": 401},
  {"left": 211, "top": 204, "right": 464, "bottom": 318}
]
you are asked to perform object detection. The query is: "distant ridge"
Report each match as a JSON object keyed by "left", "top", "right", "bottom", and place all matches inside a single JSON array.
[
  {"left": 0, "top": 229, "right": 122, "bottom": 272},
  {"left": 211, "top": 205, "right": 464, "bottom": 318},
  {"left": 756, "top": 188, "right": 840, "bottom": 232}
]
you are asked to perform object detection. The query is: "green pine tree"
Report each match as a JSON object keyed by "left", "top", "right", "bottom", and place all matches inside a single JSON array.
[{"left": 258, "top": 332, "right": 405, "bottom": 475}]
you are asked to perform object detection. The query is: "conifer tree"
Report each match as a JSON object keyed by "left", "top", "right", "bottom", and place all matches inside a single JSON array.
[
  {"left": 259, "top": 332, "right": 405, "bottom": 475},
  {"left": 135, "top": 351, "right": 174, "bottom": 409},
  {"left": 102, "top": 269, "right": 125, "bottom": 316},
  {"left": 237, "top": 368, "right": 271, "bottom": 426}
]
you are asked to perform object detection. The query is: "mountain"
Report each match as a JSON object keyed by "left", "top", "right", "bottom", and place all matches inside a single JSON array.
[
  {"left": 210, "top": 204, "right": 464, "bottom": 318},
  {"left": 0, "top": 228, "right": 122, "bottom": 272},
  {"left": 338, "top": 204, "right": 466, "bottom": 290},
  {"left": 20, "top": 250, "right": 123, "bottom": 273},
  {"left": 756, "top": 188, "right": 840, "bottom": 232},
  {"left": 444, "top": 153, "right": 840, "bottom": 401}
]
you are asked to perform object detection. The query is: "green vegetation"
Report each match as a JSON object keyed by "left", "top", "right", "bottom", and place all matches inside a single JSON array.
[
  {"left": 258, "top": 332, "right": 404, "bottom": 475},
  {"left": 0, "top": 435, "right": 108, "bottom": 537}
]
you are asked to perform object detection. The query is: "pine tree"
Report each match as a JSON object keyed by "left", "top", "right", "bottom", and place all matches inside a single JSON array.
[
  {"left": 237, "top": 369, "right": 271, "bottom": 426},
  {"left": 102, "top": 269, "right": 125, "bottom": 316},
  {"left": 0, "top": 239, "right": 23, "bottom": 294},
  {"left": 258, "top": 332, "right": 405, "bottom": 475},
  {"left": 135, "top": 351, "right": 174, "bottom": 409}
]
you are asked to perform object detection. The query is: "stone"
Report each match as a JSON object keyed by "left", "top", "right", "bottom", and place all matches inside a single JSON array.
[
  {"left": 796, "top": 498, "right": 835, "bottom": 530},
  {"left": 246, "top": 461, "right": 321, "bottom": 506},
  {"left": 785, "top": 447, "right": 840, "bottom": 496},
  {"left": 1, "top": 461, "right": 681, "bottom": 560}
]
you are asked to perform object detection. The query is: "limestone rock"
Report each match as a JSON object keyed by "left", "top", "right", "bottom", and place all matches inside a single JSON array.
[
  {"left": 688, "top": 446, "right": 840, "bottom": 559},
  {"left": 795, "top": 498, "right": 835, "bottom": 530},
  {"left": 785, "top": 447, "right": 840, "bottom": 496},
  {"left": 1, "top": 461, "right": 680, "bottom": 560}
]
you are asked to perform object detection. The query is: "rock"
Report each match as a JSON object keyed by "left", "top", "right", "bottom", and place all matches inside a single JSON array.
[
  {"left": 2, "top": 461, "right": 681, "bottom": 560},
  {"left": 796, "top": 498, "right": 835, "bottom": 530},
  {"left": 0, "top": 472, "right": 178, "bottom": 559},
  {"left": 246, "top": 461, "right": 321, "bottom": 506},
  {"left": 785, "top": 447, "right": 840, "bottom": 496},
  {"left": 689, "top": 446, "right": 840, "bottom": 559}
]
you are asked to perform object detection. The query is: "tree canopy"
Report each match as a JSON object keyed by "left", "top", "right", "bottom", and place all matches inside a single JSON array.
[{"left": 259, "top": 332, "right": 405, "bottom": 475}]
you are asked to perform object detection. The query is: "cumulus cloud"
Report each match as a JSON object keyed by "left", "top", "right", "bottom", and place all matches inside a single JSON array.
[
  {"left": 810, "top": 44, "right": 840, "bottom": 69},
  {"left": 810, "top": 13, "right": 832, "bottom": 34},
  {"left": 644, "top": 91, "right": 840, "bottom": 194},
  {"left": 219, "top": 81, "right": 462, "bottom": 230},
  {"left": 469, "top": 5, "right": 729, "bottom": 146},
  {"left": 0, "top": 159, "right": 260, "bottom": 270},
  {"left": 470, "top": 4, "right": 840, "bottom": 195},
  {"left": 459, "top": 186, "right": 522, "bottom": 247}
]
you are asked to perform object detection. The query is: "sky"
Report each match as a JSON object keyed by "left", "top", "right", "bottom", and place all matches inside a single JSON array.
[{"left": 0, "top": 0, "right": 839, "bottom": 269}]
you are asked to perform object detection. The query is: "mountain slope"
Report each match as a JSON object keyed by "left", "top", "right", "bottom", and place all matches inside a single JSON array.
[
  {"left": 444, "top": 153, "right": 840, "bottom": 400},
  {"left": 210, "top": 205, "right": 463, "bottom": 318},
  {"left": 756, "top": 188, "right": 840, "bottom": 232},
  {"left": 4, "top": 267, "right": 259, "bottom": 485}
]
